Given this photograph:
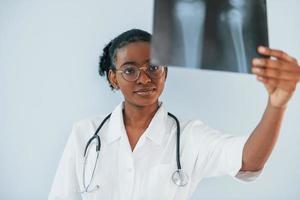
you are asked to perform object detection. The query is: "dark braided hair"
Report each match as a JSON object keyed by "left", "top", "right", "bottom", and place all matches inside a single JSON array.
[{"left": 99, "top": 29, "right": 151, "bottom": 90}]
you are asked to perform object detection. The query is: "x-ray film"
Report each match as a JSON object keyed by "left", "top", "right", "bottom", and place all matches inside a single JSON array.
[{"left": 151, "top": 0, "right": 269, "bottom": 73}]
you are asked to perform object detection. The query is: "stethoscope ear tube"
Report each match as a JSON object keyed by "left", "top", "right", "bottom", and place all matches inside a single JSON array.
[
  {"left": 83, "top": 114, "right": 111, "bottom": 157},
  {"left": 84, "top": 135, "right": 100, "bottom": 156},
  {"left": 167, "top": 112, "right": 181, "bottom": 170},
  {"left": 95, "top": 114, "right": 111, "bottom": 136},
  {"left": 82, "top": 143, "right": 101, "bottom": 193},
  {"left": 168, "top": 112, "right": 189, "bottom": 187}
]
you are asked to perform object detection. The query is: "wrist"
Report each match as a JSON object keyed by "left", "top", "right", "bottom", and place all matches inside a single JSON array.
[{"left": 267, "top": 97, "right": 288, "bottom": 110}]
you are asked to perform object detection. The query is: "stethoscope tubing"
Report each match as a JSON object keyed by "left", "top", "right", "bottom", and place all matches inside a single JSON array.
[
  {"left": 81, "top": 110, "right": 187, "bottom": 193},
  {"left": 84, "top": 113, "right": 111, "bottom": 156},
  {"left": 87, "top": 112, "right": 182, "bottom": 170}
]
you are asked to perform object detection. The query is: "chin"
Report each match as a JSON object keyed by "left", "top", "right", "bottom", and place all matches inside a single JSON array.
[
  {"left": 127, "top": 96, "right": 159, "bottom": 108},
  {"left": 123, "top": 88, "right": 164, "bottom": 108}
]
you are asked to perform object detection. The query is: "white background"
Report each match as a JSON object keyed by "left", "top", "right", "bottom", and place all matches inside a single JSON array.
[{"left": 0, "top": 0, "right": 299, "bottom": 199}]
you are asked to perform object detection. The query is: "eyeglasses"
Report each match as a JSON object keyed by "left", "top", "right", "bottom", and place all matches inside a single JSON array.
[{"left": 115, "top": 64, "right": 166, "bottom": 82}]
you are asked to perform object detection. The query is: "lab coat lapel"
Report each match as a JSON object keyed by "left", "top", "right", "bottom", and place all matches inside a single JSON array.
[
  {"left": 105, "top": 102, "right": 125, "bottom": 144},
  {"left": 143, "top": 102, "right": 168, "bottom": 146},
  {"left": 105, "top": 101, "right": 168, "bottom": 146}
]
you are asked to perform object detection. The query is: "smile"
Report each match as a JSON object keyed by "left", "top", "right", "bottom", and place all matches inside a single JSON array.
[{"left": 134, "top": 88, "right": 156, "bottom": 96}]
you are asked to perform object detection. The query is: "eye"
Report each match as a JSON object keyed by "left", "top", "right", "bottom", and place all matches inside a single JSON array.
[
  {"left": 123, "top": 65, "right": 137, "bottom": 75},
  {"left": 148, "top": 65, "right": 160, "bottom": 72}
]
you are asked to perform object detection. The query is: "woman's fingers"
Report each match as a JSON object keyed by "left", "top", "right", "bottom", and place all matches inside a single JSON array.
[
  {"left": 252, "top": 47, "right": 300, "bottom": 82},
  {"left": 252, "top": 67, "right": 300, "bottom": 81},
  {"left": 257, "top": 46, "right": 298, "bottom": 64},
  {"left": 256, "top": 75, "right": 297, "bottom": 93},
  {"left": 252, "top": 58, "right": 298, "bottom": 72},
  {"left": 254, "top": 47, "right": 300, "bottom": 107}
]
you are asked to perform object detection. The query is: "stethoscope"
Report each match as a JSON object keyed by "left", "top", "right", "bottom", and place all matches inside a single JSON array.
[{"left": 80, "top": 112, "right": 189, "bottom": 193}]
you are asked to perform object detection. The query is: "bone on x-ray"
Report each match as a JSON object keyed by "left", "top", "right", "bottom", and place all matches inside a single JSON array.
[{"left": 151, "top": 0, "right": 269, "bottom": 74}]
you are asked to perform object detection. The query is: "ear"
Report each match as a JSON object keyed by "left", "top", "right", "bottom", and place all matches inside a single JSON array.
[{"left": 108, "top": 69, "right": 119, "bottom": 89}]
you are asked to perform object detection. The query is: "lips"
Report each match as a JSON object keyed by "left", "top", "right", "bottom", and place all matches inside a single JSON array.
[
  {"left": 134, "top": 87, "right": 156, "bottom": 93},
  {"left": 134, "top": 87, "right": 156, "bottom": 96}
]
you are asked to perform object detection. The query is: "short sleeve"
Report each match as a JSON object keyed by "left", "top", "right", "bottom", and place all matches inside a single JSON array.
[
  {"left": 48, "top": 123, "right": 82, "bottom": 200},
  {"left": 190, "top": 120, "right": 262, "bottom": 182}
]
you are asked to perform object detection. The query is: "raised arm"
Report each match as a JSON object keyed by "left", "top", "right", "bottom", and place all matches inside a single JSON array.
[{"left": 241, "top": 46, "right": 300, "bottom": 171}]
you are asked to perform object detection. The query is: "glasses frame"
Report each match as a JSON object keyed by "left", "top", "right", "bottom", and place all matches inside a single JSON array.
[{"left": 114, "top": 64, "right": 167, "bottom": 82}]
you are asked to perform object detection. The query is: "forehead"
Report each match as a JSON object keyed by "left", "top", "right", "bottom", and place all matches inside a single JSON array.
[{"left": 115, "top": 41, "right": 150, "bottom": 66}]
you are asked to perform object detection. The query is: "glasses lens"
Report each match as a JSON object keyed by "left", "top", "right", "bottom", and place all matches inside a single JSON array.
[
  {"left": 146, "top": 65, "right": 165, "bottom": 79},
  {"left": 121, "top": 65, "right": 139, "bottom": 81}
]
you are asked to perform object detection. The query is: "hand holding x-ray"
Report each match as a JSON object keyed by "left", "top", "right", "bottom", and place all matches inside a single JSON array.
[
  {"left": 151, "top": 0, "right": 300, "bottom": 106},
  {"left": 151, "top": 0, "right": 269, "bottom": 73},
  {"left": 252, "top": 46, "right": 300, "bottom": 108}
]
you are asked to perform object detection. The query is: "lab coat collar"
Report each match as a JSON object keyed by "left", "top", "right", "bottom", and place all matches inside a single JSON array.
[
  {"left": 143, "top": 102, "right": 167, "bottom": 145},
  {"left": 105, "top": 102, "right": 125, "bottom": 144},
  {"left": 105, "top": 101, "right": 168, "bottom": 145}
]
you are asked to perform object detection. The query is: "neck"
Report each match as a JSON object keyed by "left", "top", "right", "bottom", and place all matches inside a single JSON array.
[{"left": 123, "top": 101, "right": 159, "bottom": 129}]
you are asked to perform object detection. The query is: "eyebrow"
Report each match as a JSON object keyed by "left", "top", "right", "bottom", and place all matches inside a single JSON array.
[{"left": 120, "top": 59, "right": 150, "bottom": 67}]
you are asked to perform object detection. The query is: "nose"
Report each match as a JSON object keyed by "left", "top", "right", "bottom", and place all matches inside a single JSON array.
[{"left": 136, "top": 67, "right": 151, "bottom": 84}]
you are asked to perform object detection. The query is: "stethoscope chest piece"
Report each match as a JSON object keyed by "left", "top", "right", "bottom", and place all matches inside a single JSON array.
[{"left": 172, "top": 169, "right": 189, "bottom": 187}]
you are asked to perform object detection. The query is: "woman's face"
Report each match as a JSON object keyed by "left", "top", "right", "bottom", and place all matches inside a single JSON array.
[{"left": 109, "top": 41, "right": 167, "bottom": 107}]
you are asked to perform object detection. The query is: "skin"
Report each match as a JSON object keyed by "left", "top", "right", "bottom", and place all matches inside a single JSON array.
[
  {"left": 109, "top": 41, "right": 300, "bottom": 172},
  {"left": 109, "top": 42, "right": 167, "bottom": 150},
  {"left": 242, "top": 46, "right": 300, "bottom": 171}
]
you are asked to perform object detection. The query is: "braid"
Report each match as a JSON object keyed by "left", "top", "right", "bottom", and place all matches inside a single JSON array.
[{"left": 99, "top": 41, "right": 114, "bottom": 90}]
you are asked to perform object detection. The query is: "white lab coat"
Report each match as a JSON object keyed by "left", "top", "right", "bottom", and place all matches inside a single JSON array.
[{"left": 49, "top": 101, "right": 261, "bottom": 200}]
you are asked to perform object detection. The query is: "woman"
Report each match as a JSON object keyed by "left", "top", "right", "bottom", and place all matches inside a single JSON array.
[{"left": 49, "top": 29, "right": 300, "bottom": 200}]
